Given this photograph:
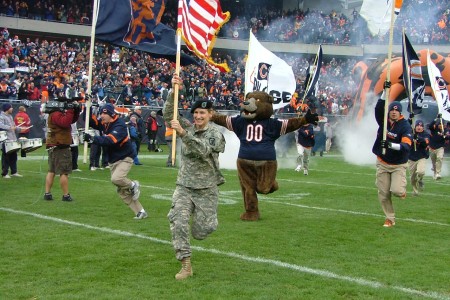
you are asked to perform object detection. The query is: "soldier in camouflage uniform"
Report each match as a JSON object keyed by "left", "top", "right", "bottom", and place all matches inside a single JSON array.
[{"left": 163, "top": 74, "right": 226, "bottom": 280}]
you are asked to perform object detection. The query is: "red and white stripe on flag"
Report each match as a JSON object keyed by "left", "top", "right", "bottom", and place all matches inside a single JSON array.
[{"left": 178, "top": 0, "right": 230, "bottom": 72}]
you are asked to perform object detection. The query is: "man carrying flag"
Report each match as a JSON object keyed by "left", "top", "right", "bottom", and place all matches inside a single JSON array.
[
  {"left": 428, "top": 114, "right": 450, "bottom": 180},
  {"left": 372, "top": 82, "right": 413, "bottom": 228}
]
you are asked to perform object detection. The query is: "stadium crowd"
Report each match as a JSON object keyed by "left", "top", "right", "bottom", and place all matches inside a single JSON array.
[
  {"left": 0, "top": 0, "right": 448, "bottom": 117},
  {"left": 0, "top": 0, "right": 449, "bottom": 46},
  {"left": 0, "top": 27, "right": 356, "bottom": 116}
]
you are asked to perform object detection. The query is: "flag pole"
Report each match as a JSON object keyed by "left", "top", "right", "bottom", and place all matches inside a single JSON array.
[
  {"left": 382, "top": 0, "right": 396, "bottom": 155},
  {"left": 301, "top": 47, "right": 320, "bottom": 108},
  {"left": 403, "top": 29, "right": 416, "bottom": 150},
  {"left": 171, "top": 31, "right": 182, "bottom": 167},
  {"left": 427, "top": 49, "right": 445, "bottom": 133},
  {"left": 83, "top": 0, "right": 99, "bottom": 164}
]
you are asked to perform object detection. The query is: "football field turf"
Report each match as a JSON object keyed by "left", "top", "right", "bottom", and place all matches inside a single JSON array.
[{"left": 1, "top": 146, "right": 449, "bottom": 299}]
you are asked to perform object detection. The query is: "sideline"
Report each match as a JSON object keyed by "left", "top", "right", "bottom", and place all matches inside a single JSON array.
[{"left": 0, "top": 207, "right": 448, "bottom": 300}]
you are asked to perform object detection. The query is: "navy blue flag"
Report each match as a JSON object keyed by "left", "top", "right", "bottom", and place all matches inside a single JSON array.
[
  {"left": 402, "top": 32, "right": 425, "bottom": 114},
  {"left": 96, "top": 0, "right": 197, "bottom": 65},
  {"left": 304, "top": 45, "right": 322, "bottom": 99}
]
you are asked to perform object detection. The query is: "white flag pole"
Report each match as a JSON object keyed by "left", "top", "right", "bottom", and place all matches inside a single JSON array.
[
  {"left": 83, "top": 0, "right": 99, "bottom": 164},
  {"left": 382, "top": 0, "right": 396, "bottom": 155}
]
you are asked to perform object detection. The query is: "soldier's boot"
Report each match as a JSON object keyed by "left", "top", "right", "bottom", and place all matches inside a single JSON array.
[{"left": 175, "top": 257, "right": 193, "bottom": 280}]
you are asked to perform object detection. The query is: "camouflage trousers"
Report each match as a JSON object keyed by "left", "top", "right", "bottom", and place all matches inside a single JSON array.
[{"left": 168, "top": 185, "right": 219, "bottom": 261}]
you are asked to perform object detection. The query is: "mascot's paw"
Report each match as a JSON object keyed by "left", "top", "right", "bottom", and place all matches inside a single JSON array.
[
  {"left": 305, "top": 109, "right": 319, "bottom": 125},
  {"left": 240, "top": 211, "right": 260, "bottom": 221}
]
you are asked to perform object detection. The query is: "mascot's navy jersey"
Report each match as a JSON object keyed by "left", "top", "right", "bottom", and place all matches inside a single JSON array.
[{"left": 226, "top": 116, "right": 288, "bottom": 160}]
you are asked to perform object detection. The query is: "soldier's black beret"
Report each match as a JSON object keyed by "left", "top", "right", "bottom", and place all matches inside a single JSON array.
[{"left": 190, "top": 99, "right": 212, "bottom": 113}]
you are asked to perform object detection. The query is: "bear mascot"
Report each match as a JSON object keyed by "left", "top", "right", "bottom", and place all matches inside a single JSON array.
[{"left": 212, "top": 91, "right": 318, "bottom": 221}]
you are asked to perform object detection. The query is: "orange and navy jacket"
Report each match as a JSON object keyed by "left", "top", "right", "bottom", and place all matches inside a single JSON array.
[
  {"left": 372, "top": 99, "right": 412, "bottom": 164},
  {"left": 409, "top": 131, "right": 430, "bottom": 161},
  {"left": 429, "top": 119, "right": 450, "bottom": 149},
  {"left": 89, "top": 114, "right": 135, "bottom": 163},
  {"left": 296, "top": 123, "right": 315, "bottom": 148}
]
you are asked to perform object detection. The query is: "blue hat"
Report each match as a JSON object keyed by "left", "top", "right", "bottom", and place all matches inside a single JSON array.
[
  {"left": 388, "top": 101, "right": 402, "bottom": 113},
  {"left": 415, "top": 119, "right": 424, "bottom": 127},
  {"left": 2, "top": 103, "right": 12, "bottom": 112},
  {"left": 190, "top": 100, "right": 212, "bottom": 113},
  {"left": 100, "top": 103, "right": 116, "bottom": 117}
]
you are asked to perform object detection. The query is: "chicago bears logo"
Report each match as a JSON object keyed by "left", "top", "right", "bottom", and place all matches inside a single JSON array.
[
  {"left": 124, "top": 0, "right": 166, "bottom": 45},
  {"left": 251, "top": 62, "right": 272, "bottom": 92}
]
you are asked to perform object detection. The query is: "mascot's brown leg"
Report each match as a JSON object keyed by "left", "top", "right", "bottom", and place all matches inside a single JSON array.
[
  {"left": 255, "top": 160, "right": 278, "bottom": 194},
  {"left": 237, "top": 159, "right": 260, "bottom": 221}
]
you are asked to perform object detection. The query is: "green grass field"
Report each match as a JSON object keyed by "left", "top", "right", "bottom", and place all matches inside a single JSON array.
[{"left": 1, "top": 145, "right": 449, "bottom": 300}]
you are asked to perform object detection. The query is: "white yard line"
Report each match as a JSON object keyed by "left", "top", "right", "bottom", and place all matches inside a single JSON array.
[
  {"left": 21, "top": 171, "right": 450, "bottom": 225},
  {"left": 0, "top": 207, "right": 448, "bottom": 300}
]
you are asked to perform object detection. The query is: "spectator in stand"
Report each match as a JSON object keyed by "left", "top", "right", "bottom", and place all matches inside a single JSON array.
[{"left": 27, "top": 81, "right": 40, "bottom": 101}]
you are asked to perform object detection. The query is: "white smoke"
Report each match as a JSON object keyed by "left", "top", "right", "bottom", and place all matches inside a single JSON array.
[
  {"left": 337, "top": 94, "right": 378, "bottom": 166},
  {"left": 219, "top": 129, "right": 239, "bottom": 170}
]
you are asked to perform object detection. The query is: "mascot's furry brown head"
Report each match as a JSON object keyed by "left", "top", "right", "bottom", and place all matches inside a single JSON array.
[{"left": 241, "top": 91, "right": 274, "bottom": 120}]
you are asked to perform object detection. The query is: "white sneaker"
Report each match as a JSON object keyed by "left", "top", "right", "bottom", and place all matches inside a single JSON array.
[
  {"left": 134, "top": 211, "right": 148, "bottom": 220},
  {"left": 3, "top": 174, "right": 11, "bottom": 179},
  {"left": 73, "top": 169, "right": 82, "bottom": 172},
  {"left": 303, "top": 169, "right": 308, "bottom": 176},
  {"left": 295, "top": 165, "right": 301, "bottom": 172},
  {"left": 435, "top": 173, "right": 442, "bottom": 180},
  {"left": 11, "top": 173, "right": 23, "bottom": 177},
  {"left": 131, "top": 181, "right": 141, "bottom": 201},
  {"left": 90, "top": 167, "right": 97, "bottom": 171}
]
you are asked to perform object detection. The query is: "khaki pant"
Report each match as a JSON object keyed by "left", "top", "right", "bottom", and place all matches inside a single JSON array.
[
  {"left": 296, "top": 144, "right": 312, "bottom": 171},
  {"left": 110, "top": 157, "right": 143, "bottom": 214},
  {"left": 429, "top": 147, "right": 444, "bottom": 177},
  {"left": 375, "top": 160, "right": 408, "bottom": 222},
  {"left": 408, "top": 158, "right": 426, "bottom": 194}
]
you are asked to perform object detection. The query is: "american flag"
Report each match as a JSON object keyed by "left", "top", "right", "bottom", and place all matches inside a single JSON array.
[{"left": 178, "top": 0, "right": 230, "bottom": 72}]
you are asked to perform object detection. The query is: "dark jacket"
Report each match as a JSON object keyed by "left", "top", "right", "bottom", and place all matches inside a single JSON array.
[
  {"left": 90, "top": 115, "right": 135, "bottom": 163},
  {"left": 409, "top": 131, "right": 430, "bottom": 161},
  {"left": 372, "top": 99, "right": 412, "bottom": 164},
  {"left": 297, "top": 124, "right": 315, "bottom": 148},
  {"left": 428, "top": 119, "right": 449, "bottom": 149}
]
